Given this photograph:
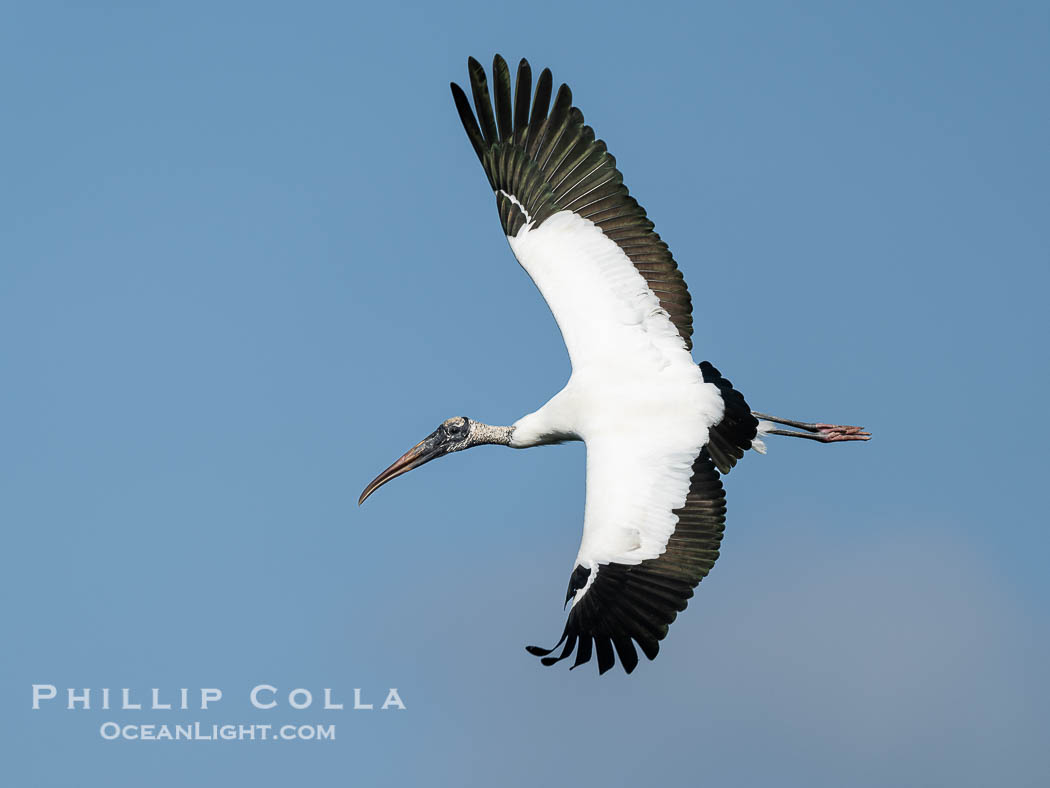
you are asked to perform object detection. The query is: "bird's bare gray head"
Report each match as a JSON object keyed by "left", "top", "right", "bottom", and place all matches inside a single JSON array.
[{"left": 358, "top": 417, "right": 512, "bottom": 505}]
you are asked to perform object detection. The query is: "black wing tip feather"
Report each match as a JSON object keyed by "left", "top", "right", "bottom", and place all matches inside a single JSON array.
[{"left": 527, "top": 613, "right": 651, "bottom": 676}]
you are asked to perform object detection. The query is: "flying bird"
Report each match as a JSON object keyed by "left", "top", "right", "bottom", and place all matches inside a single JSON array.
[{"left": 359, "top": 56, "right": 870, "bottom": 675}]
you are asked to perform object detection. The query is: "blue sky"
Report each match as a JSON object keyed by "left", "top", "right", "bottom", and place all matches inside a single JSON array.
[{"left": 2, "top": 1, "right": 1047, "bottom": 786}]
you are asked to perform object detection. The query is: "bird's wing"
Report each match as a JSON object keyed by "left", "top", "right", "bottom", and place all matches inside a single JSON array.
[
  {"left": 528, "top": 436, "right": 727, "bottom": 675},
  {"left": 451, "top": 56, "right": 695, "bottom": 370}
]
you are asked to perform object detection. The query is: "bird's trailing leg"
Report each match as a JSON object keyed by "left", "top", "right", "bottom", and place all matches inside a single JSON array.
[{"left": 752, "top": 412, "right": 871, "bottom": 443}]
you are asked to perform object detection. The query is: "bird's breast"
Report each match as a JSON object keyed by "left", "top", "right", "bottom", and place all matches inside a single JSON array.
[{"left": 560, "top": 365, "right": 723, "bottom": 445}]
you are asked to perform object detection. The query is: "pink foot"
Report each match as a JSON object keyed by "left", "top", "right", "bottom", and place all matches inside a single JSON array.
[{"left": 813, "top": 424, "right": 871, "bottom": 442}]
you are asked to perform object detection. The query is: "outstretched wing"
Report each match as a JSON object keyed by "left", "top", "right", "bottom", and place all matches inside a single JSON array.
[
  {"left": 527, "top": 444, "right": 727, "bottom": 674},
  {"left": 451, "top": 56, "right": 695, "bottom": 370}
]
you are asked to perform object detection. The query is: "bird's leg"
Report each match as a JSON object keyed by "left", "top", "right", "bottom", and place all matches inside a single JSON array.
[{"left": 752, "top": 412, "right": 871, "bottom": 443}]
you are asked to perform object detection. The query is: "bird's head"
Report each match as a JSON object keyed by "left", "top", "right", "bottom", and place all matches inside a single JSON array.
[{"left": 358, "top": 416, "right": 479, "bottom": 505}]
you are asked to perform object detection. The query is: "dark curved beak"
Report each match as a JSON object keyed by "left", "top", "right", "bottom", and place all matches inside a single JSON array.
[{"left": 358, "top": 430, "right": 448, "bottom": 505}]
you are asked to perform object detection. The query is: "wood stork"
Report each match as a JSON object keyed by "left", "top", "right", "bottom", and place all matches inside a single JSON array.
[{"left": 359, "top": 56, "right": 870, "bottom": 675}]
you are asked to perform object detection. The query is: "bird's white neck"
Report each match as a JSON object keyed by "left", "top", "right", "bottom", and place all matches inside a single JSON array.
[{"left": 508, "top": 409, "right": 581, "bottom": 448}]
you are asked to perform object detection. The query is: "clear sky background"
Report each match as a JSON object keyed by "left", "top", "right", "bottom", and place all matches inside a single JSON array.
[{"left": 2, "top": 1, "right": 1047, "bottom": 786}]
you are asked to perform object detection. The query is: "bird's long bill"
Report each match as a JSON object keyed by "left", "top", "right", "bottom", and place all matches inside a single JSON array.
[{"left": 358, "top": 431, "right": 447, "bottom": 505}]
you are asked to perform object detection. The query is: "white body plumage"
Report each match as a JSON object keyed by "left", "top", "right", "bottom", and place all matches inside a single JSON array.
[{"left": 507, "top": 210, "right": 724, "bottom": 580}]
